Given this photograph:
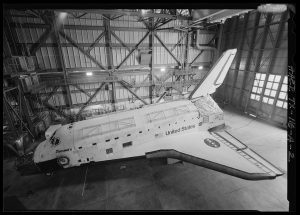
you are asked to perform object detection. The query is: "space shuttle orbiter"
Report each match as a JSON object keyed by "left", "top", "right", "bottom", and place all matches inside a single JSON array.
[{"left": 16, "top": 49, "right": 284, "bottom": 180}]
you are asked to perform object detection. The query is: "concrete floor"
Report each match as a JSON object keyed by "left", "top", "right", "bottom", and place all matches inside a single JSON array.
[{"left": 3, "top": 106, "right": 288, "bottom": 211}]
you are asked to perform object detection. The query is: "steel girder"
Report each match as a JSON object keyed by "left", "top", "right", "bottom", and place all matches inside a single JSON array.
[
  {"left": 222, "top": 16, "right": 239, "bottom": 101},
  {"left": 104, "top": 17, "right": 116, "bottom": 112},
  {"left": 259, "top": 11, "right": 289, "bottom": 116},
  {"left": 230, "top": 13, "right": 250, "bottom": 104},
  {"left": 110, "top": 31, "right": 131, "bottom": 51},
  {"left": 71, "top": 83, "right": 92, "bottom": 98},
  {"left": 76, "top": 82, "right": 106, "bottom": 118},
  {"left": 59, "top": 30, "right": 106, "bottom": 70},
  {"left": 238, "top": 12, "right": 261, "bottom": 107},
  {"left": 55, "top": 9, "right": 190, "bottom": 20},
  {"left": 86, "top": 31, "right": 106, "bottom": 53},
  {"left": 114, "top": 31, "right": 150, "bottom": 70},
  {"left": 154, "top": 32, "right": 182, "bottom": 66},
  {"left": 118, "top": 80, "right": 148, "bottom": 105},
  {"left": 244, "top": 14, "right": 273, "bottom": 113},
  {"left": 51, "top": 12, "right": 73, "bottom": 108}
]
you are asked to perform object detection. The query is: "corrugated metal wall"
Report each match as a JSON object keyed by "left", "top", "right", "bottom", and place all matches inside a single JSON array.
[
  {"left": 215, "top": 10, "right": 288, "bottom": 126},
  {"left": 5, "top": 10, "right": 216, "bottom": 118}
]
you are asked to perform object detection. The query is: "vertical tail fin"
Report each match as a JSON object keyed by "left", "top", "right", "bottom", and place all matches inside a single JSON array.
[{"left": 189, "top": 49, "right": 237, "bottom": 100}]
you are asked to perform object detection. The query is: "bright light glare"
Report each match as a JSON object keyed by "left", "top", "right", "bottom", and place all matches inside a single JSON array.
[
  {"left": 141, "top": 10, "right": 147, "bottom": 15},
  {"left": 58, "top": 12, "right": 68, "bottom": 20},
  {"left": 86, "top": 72, "right": 93, "bottom": 76},
  {"left": 198, "top": 66, "right": 203, "bottom": 70},
  {"left": 160, "top": 68, "right": 166, "bottom": 72}
]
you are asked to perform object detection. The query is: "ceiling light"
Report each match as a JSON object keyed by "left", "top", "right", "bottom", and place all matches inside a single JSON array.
[
  {"left": 58, "top": 12, "right": 68, "bottom": 21},
  {"left": 160, "top": 68, "right": 166, "bottom": 72},
  {"left": 86, "top": 72, "right": 93, "bottom": 76},
  {"left": 198, "top": 66, "right": 203, "bottom": 70}
]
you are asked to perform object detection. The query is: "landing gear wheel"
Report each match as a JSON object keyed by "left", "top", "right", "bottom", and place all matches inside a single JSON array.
[{"left": 57, "top": 157, "right": 69, "bottom": 167}]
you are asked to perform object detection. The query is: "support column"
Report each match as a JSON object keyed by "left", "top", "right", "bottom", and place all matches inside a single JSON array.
[
  {"left": 223, "top": 16, "right": 239, "bottom": 101},
  {"left": 104, "top": 16, "right": 116, "bottom": 112},
  {"left": 244, "top": 14, "right": 273, "bottom": 114},
  {"left": 238, "top": 12, "right": 261, "bottom": 108},
  {"left": 3, "top": 94, "right": 18, "bottom": 136},
  {"left": 51, "top": 11, "right": 72, "bottom": 109},
  {"left": 19, "top": 84, "right": 36, "bottom": 138},
  {"left": 149, "top": 15, "right": 154, "bottom": 104},
  {"left": 259, "top": 11, "right": 288, "bottom": 115},
  {"left": 230, "top": 13, "right": 249, "bottom": 104}
]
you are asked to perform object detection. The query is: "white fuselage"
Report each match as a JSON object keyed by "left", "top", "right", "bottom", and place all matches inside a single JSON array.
[{"left": 33, "top": 95, "right": 224, "bottom": 169}]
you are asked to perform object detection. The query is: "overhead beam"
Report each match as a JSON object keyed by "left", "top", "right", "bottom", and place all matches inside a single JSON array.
[
  {"left": 76, "top": 82, "right": 106, "bottom": 118},
  {"left": 156, "top": 91, "right": 167, "bottom": 103},
  {"left": 42, "top": 85, "right": 60, "bottom": 103},
  {"left": 40, "top": 99, "right": 72, "bottom": 121},
  {"left": 71, "top": 83, "right": 92, "bottom": 98},
  {"left": 55, "top": 9, "right": 190, "bottom": 20},
  {"left": 110, "top": 30, "right": 131, "bottom": 51},
  {"left": 170, "top": 33, "right": 186, "bottom": 52},
  {"left": 119, "top": 80, "right": 148, "bottom": 105},
  {"left": 190, "top": 50, "right": 204, "bottom": 66},
  {"left": 29, "top": 27, "right": 54, "bottom": 55},
  {"left": 155, "top": 18, "right": 173, "bottom": 29},
  {"left": 59, "top": 30, "right": 106, "bottom": 70},
  {"left": 115, "top": 31, "right": 150, "bottom": 70},
  {"left": 86, "top": 31, "right": 105, "bottom": 53},
  {"left": 154, "top": 32, "right": 181, "bottom": 66}
]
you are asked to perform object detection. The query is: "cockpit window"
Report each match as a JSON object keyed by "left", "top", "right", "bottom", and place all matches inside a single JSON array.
[
  {"left": 50, "top": 131, "right": 57, "bottom": 141},
  {"left": 49, "top": 131, "right": 60, "bottom": 146}
]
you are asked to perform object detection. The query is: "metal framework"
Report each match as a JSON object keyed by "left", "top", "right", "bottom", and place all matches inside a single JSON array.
[
  {"left": 238, "top": 12, "right": 261, "bottom": 107},
  {"left": 3, "top": 9, "right": 216, "bottom": 122}
]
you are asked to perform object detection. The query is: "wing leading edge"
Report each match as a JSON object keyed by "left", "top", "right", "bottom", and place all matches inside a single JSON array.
[{"left": 145, "top": 130, "right": 283, "bottom": 180}]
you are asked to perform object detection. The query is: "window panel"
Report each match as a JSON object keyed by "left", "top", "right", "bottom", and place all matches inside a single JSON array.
[
  {"left": 263, "top": 97, "right": 268, "bottom": 103},
  {"left": 269, "top": 75, "right": 275, "bottom": 81},
  {"left": 281, "top": 84, "right": 287, "bottom": 92},
  {"left": 266, "top": 82, "right": 272, "bottom": 89},
  {"left": 268, "top": 99, "right": 274, "bottom": 105},
  {"left": 251, "top": 73, "right": 266, "bottom": 102},
  {"left": 265, "top": 89, "right": 270, "bottom": 96},
  {"left": 270, "top": 90, "right": 276, "bottom": 97},
  {"left": 279, "top": 92, "right": 286, "bottom": 99},
  {"left": 283, "top": 76, "right": 287, "bottom": 84},
  {"left": 272, "top": 83, "right": 278, "bottom": 90},
  {"left": 259, "top": 81, "right": 264, "bottom": 87},
  {"left": 283, "top": 102, "right": 287, "bottom": 109},
  {"left": 274, "top": 75, "right": 281, "bottom": 82},
  {"left": 257, "top": 88, "right": 262, "bottom": 94},
  {"left": 276, "top": 100, "right": 283, "bottom": 107}
]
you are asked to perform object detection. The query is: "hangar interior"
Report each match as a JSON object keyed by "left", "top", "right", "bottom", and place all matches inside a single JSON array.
[{"left": 3, "top": 8, "right": 289, "bottom": 211}]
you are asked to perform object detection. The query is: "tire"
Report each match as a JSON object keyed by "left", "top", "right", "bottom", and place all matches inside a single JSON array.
[{"left": 57, "top": 156, "right": 69, "bottom": 167}]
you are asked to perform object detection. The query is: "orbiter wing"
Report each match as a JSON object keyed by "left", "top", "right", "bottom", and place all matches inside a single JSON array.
[{"left": 145, "top": 130, "right": 283, "bottom": 180}]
